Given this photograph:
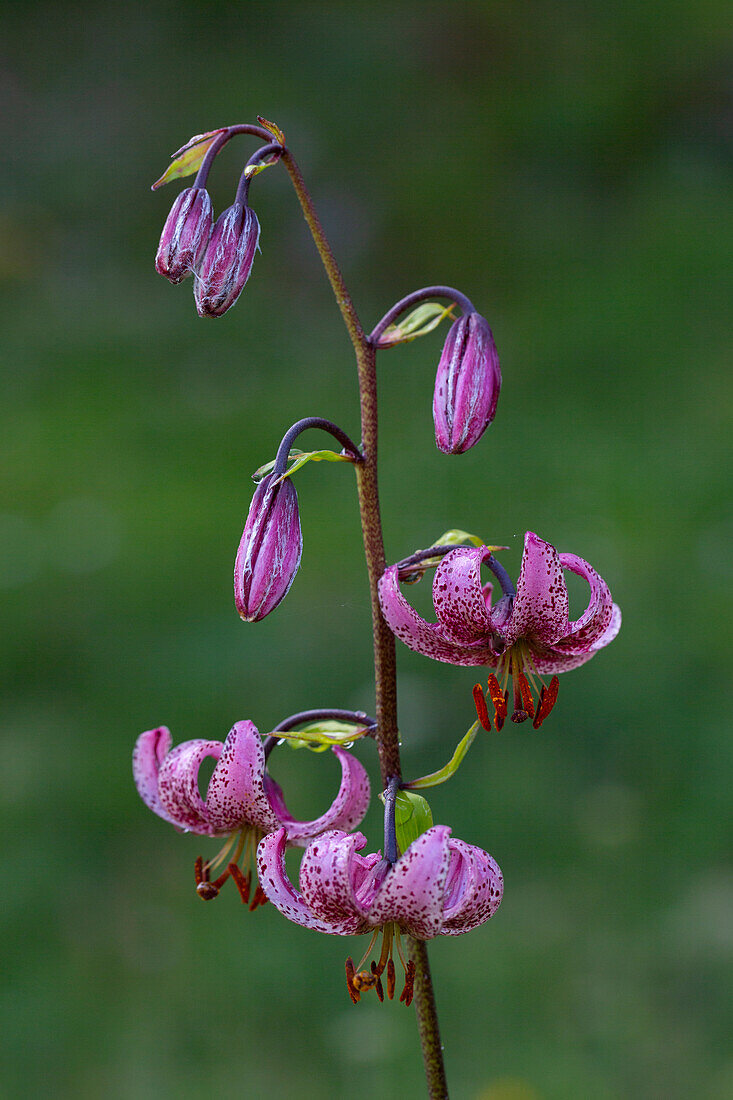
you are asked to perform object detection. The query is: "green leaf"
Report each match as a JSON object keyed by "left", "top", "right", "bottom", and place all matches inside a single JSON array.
[
  {"left": 379, "top": 302, "right": 456, "bottom": 347},
  {"left": 243, "top": 156, "right": 279, "bottom": 179},
  {"left": 257, "top": 115, "right": 286, "bottom": 145},
  {"left": 403, "top": 721, "right": 480, "bottom": 789},
  {"left": 273, "top": 719, "right": 370, "bottom": 750},
  {"left": 253, "top": 448, "right": 356, "bottom": 483},
  {"left": 393, "top": 791, "right": 433, "bottom": 852},
  {"left": 151, "top": 128, "right": 227, "bottom": 190}
]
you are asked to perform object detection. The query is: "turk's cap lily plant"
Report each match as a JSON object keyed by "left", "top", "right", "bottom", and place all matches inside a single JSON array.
[
  {"left": 257, "top": 824, "right": 502, "bottom": 1003},
  {"left": 379, "top": 530, "right": 621, "bottom": 727},
  {"left": 133, "top": 719, "right": 370, "bottom": 904}
]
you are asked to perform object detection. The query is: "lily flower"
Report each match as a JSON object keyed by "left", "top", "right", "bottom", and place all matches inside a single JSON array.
[
  {"left": 378, "top": 531, "right": 621, "bottom": 728},
  {"left": 133, "top": 720, "right": 370, "bottom": 907},
  {"left": 257, "top": 824, "right": 503, "bottom": 1004}
]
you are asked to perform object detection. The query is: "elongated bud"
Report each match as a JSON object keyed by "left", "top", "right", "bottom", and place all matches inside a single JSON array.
[
  {"left": 234, "top": 474, "right": 302, "bottom": 621},
  {"left": 433, "top": 312, "right": 501, "bottom": 454},
  {"left": 155, "top": 187, "right": 213, "bottom": 283},
  {"left": 194, "top": 203, "right": 260, "bottom": 318}
]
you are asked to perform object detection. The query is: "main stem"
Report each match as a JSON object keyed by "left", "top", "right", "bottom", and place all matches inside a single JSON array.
[{"left": 280, "top": 147, "right": 448, "bottom": 1098}]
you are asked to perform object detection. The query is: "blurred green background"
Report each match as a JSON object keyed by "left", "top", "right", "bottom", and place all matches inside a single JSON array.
[{"left": 2, "top": 2, "right": 731, "bottom": 1097}]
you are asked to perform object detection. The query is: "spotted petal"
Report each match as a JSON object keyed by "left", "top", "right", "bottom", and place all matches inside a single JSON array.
[
  {"left": 264, "top": 747, "right": 371, "bottom": 846},
  {"left": 367, "top": 826, "right": 453, "bottom": 939},
  {"left": 378, "top": 564, "right": 494, "bottom": 666},
  {"left": 433, "top": 546, "right": 496, "bottom": 642},
  {"left": 299, "top": 830, "right": 377, "bottom": 933},
  {"left": 256, "top": 828, "right": 352, "bottom": 933},
  {"left": 502, "top": 532, "right": 569, "bottom": 646},
  {"left": 441, "top": 838, "right": 503, "bottom": 935},
  {"left": 157, "top": 739, "right": 223, "bottom": 835},
  {"left": 133, "top": 727, "right": 177, "bottom": 825},
  {"left": 205, "top": 721, "right": 279, "bottom": 835},
  {"left": 556, "top": 553, "right": 616, "bottom": 652}
]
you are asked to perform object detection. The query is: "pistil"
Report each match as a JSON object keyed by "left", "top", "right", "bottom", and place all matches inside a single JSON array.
[{"left": 344, "top": 922, "right": 415, "bottom": 1005}]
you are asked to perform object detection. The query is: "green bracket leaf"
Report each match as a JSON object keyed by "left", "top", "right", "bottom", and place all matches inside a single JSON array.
[
  {"left": 253, "top": 448, "right": 356, "bottom": 484},
  {"left": 379, "top": 302, "right": 456, "bottom": 348},
  {"left": 273, "top": 719, "right": 371, "bottom": 752},
  {"left": 151, "top": 128, "right": 228, "bottom": 190},
  {"left": 403, "top": 720, "right": 481, "bottom": 789},
  {"left": 257, "top": 116, "right": 286, "bottom": 145},
  {"left": 393, "top": 790, "right": 434, "bottom": 852}
]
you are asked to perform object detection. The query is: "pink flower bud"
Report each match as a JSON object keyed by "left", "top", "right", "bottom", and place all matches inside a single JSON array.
[
  {"left": 234, "top": 474, "right": 302, "bottom": 622},
  {"left": 433, "top": 312, "right": 501, "bottom": 454},
  {"left": 194, "top": 203, "right": 260, "bottom": 318},
  {"left": 155, "top": 187, "right": 213, "bottom": 284}
]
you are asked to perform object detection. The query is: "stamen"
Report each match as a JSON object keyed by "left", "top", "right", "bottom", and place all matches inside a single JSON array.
[
  {"left": 356, "top": 928, "right": 380, "bottom": 973},
  {"left": 386, "top": 958, "right": 396, "bottom": 1000},
  {"left": 516, "top": 671, "right": 535, "bottom": 718},
  {"left": 473, "top": 683, "right": 492, "bottom": 731},
  {"left": 229, "top": 864, "right": 251, "bottom": 904},
  {"left": 533, "top": 675, "right": 559, "bottom": 729},
  {"left": 399, "top": 960, "right": 416, "bottom": 1006},
  {"left": 194, "top": 855, "right": 205, "bottom": 886},
  {"left": 345, "top": 958, "right": 361, "bottom": 1004},
  {"left": 249, "top": 883, "right": 268, "bottom": 911},
  {"left": 370, "top": 961, "right": 384, "bottom": 1002},
  {"left": 487, "top": 674, "right": 507, "bottom": 730}
]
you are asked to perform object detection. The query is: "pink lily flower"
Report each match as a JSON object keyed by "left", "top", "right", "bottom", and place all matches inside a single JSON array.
[
  {"left": 133, "top": 720, "right": 370, "bottom": 906},
  {"left": 257, "top": 824, "right": 502, "bottom": 1004},
  {"left": 378, "top": 531, "right": 621, "bottom": 728}
]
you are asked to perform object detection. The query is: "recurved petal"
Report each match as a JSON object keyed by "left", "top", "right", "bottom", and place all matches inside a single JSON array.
[
  {"left": 504, "top": 532, "right": 569, "bottom": 646},
  {"left": 557, "top": 553, "right": 617, "bottom": 651},
  {"left": 257, "top": 828, "right": 343, "bottom": 932},
  {"left": 157, "top": 739, "right": 223, "bottom": 835},
  {"left": 299, "top": 830, "right": 375, "bottom": 933},
  {"left": 441, "top": 839, "right": 503, "bottom": 935},
  {"left": 378, "top": 565, "right": 495, "bottom": 666},
  {"left": 265, "top": 748, "right": 371, "bottom": 845},
  {"left": 205, "top": 721, "right": 279, "bottom": 835},
  {"left": 367, "top": 826, "right": 453, "bottom": 939},
  {"left": 533, "top": 602, "right": 621, "bottom": 673},
  {"left": 433, "top": 546, "right": 496, "bottom": 642},
  {"left": 133, "top": 727, "right": 177, "bottom": 824}
]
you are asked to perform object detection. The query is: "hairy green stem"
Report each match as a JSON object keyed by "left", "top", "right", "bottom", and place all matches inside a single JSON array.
[{"left": 280, "top": 145, "right": 448, "bottom": 1097}]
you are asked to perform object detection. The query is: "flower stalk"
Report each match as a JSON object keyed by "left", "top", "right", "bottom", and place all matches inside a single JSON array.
[{"left": 279, "top": 146, "right": 446, "bottom": 1096}]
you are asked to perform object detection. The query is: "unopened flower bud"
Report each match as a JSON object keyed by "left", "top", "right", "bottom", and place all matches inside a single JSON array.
[
  {"left": 155, "top": 187, "right": 213, "bottom": 283},
  {"left": 432, "top": 312, "right": 501, "bottom": 454},
  {"left": 194, "top": 203, "right": 260, "bottom": 318},
  {"left": 234, "top": 474, "right": 302, "bottom": 622}
]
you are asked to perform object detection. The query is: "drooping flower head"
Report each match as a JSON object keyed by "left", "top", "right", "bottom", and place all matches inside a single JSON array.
[
  {"left": 433, "top": 311, "right": 501, "bottom": 454},
  {"left": 194, "top": 202, "right": 260, "bottom": 318},
  {"left": 155, "top": 186, "right": 213, "bottom": 284},
  {"left": 379, "top": 531, "right": 621, "bottom": 728},
  {"left": 234, "top": 473, "right": 302, "bottom": 622},
  {"left": 133, "top": 720, "right": 370, "bottom": 907},
  {"left": 257, "top": 823, "right": 503, "bottom": 1004}
]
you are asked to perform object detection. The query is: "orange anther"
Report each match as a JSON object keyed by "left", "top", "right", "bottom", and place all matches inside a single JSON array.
[
  {"left": 516, "top": 672, "right": 535, "bottom": 718},
  {"left": 387, "top": 958, "right": 396, "bottom": 1001},
  {"left": 194, "top": 855, "right": 206, "bottom": 886},
  {"left": 399, "top": 960, "right": 416, "bottom": 1006},
  {"left": 487, "top": 675, "right": 507, "bottom": 729},
  {"left": 249, "top": 883, "right": 268, "bottom": 911},
  {"left": 345, "top": 958, "right": 361, "bottom": 1004},
  {"left": 371, "top": 961, "right": 384, "bottom": 1002},
  {"left": 533, "top": 675, "right": 559, "bottom": 729},
  {"left": 472, "top": 684, "right": 491, "bottom": 731},
  {"left": 229, "top": 863, "right": 251, "bottom": 904}
]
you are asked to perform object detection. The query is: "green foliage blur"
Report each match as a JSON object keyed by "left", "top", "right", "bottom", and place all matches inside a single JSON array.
[{"left": 2, "top": 2, "right": 731, "bottom": 1097}]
